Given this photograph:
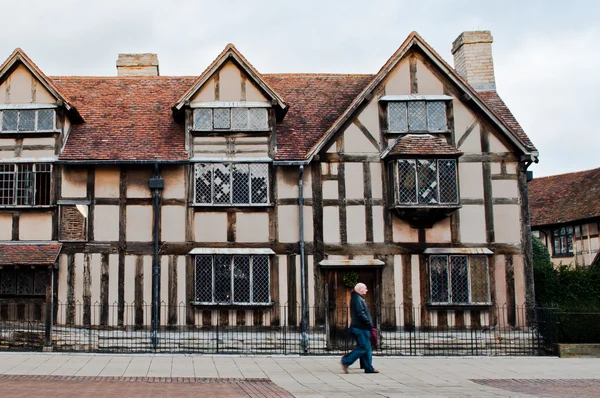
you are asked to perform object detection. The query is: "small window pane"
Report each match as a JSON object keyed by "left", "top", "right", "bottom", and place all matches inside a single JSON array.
[
  {"left": 214, "top": 255, "right": 232, "bottom": 303},
  {"left": 450, "top": 256, "right": 469, "bottom": 303},
  {"left": 195, "top": 256, "right": 213, "bottom": 302},
  {"left": 0, "top": 269, "right": 16, "bottom": 294},
  {"left": 417, "top": 159, "right": 438, "bottom": 204},
  {"left": 252, "top": 255, "right": 270, "bottom": 303},
  {"left": 408, "top": 101, "right": 427, "bottom": 130},
  {"left": 232, "top": 163, "right": 250, "bottom": 204},
  {"left": 388, "top": 102, "right": 408, "bottom": 132},
  {"left": 249, "top": 108, "right": 268, "bottom": 130},
  {"left": 233, "top": 256, "right": 250, "bottom": 303},
  {"left": 231, "top": 108, "right": 249, "bottom": 130},
  {"left": 34, "top": 270, "right": 48, "bottom": 295},
  {"left": 438, "top": 160, "right": 458, "bottom": 204},
  {"left": 213, "top": 164, "right": 231, "bottom": 204},
  {"left": 427, "top": 102, "right": 447, "bottom": 131},
  {"left": 18, "top": 110, "right": 35, "bottom": 131},
  {"left": 2, "top": 111, "right": 18, "bottom": 131},
  {"left": 0, "top": 164, "right": 15, "bottom": 205},
  {"left": 194, "top": 109, "right": 212, "bottom": 130},
  {"left": 213, "top": 108, "right": 231, "bottom": 129},
  {"left": 37, "top": 110, "right": 55, "bottom": 131},
  {"left": 15, "top": 164, "right": 34, "bottom": 206},
  {"left": 470, "top": 256, "right": 489, "bottom": 303},
  {"left": 250, "top": 164, "right": 269, "bottom": 204},
  {"left": 396, "top": 160, "right": 417, "bottom": 204},
  {"left": 430, "top": 256, "right": 449, "bottom": 303},
  {"left": 16, "top": 269, "right": 35, "bottom": 295},
  {"left": 194, "top": 164, "right": 212, "bottom": 204}
]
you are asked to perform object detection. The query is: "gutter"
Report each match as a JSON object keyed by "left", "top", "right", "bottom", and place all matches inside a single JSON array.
[
  {"left": 149, "top": 164, "right": 164, "bottom": 349},
  {"left": 57, "top": 160, "right": 188, "bottom": 165}
]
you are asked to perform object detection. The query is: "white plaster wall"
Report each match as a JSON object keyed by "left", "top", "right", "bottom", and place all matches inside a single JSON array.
[
  {"left": 323, "top": 207, "right": 340, "bottom": 243},
  {"left": 459, "top": 163, "right": 484, "bottom": 198},
  {"left": 162, "top": 166, "right": 185, "bottom": 199},
  {"left": 276, "top": 168, "right": 298, "bottom": 199},
  {"left": 492, "top": 179, "right": 519, "bottom": 198},
  {"left": 488, "top": 131, "right": 509, "bottom": 152},
  {"left": 322, "top": 180, "right": 338, "bottom": 199},
  {"left": 506, "top": 162, "right": 518, "bottom": 174},
  {"left": 126, "top": 206, "right": 153, "bottom": 241},
  {"left": 124, "top": 256, "right": 135, "bottom": 305},
  {"left": 458, "top": 205, "right": 486, "bottom": 243},
  {"left": 493, "top": 204, "right": 521, "bottom": 244},
  {"left": 57, "top": 254, "right": 68, "bottom": 322},
  {"left": 219, "top": 62, "right": 242, "bottom": 101},
  {"left": 143, "top": 256, "right": 152, "bottom": 324},
  {"left": 90, "top": 254, "right": 101, "bottom": 324},
  {"left": 370, "top": 163, "right": 383, "bottom": 200},
  {"left": 236, "top": 213, "right": 269, "bottom": 242},
  {"left": 108, "top": 254, "right": 119, "bottom": 323},
  {"left": 392, "top": 217, "right": 418, "bottom": 242},
  {"left": 191, "top": 79, "right": 215, "bottom": 103},
  {"left": 345, "top": 163, "right": 364, "bottom": 199},
  {"left": 0, "top": 213, "right": 11, "bottom": 239},
  {"left": 303, "top": 206, "right": 314, "bottom": 242},
  {"left": 416, "top": 58, "right": 444, "bottom": 94},
  {"left": 356, "top": 98, "right": 381, "bottom": 145},
  {"left": 372, "top": 206, "right": 384, "bottom": 243},
  {"left": 343, "top": 123, "right": 379, "bottom": 153},
  {"left": 159, "top": 256, "right": 169, "bottom": 326},
  {"left": 127, "top": 169, "right": 152, "bottom": 198},
  {"left": 278, "top": 205, "right": 298, "bottom": 242},
  {"left": 62, "top": 168, "right": 87, "bottom": 198},
  {"left": 384, "top": 58, "right": 411, "bottom": 94},
  {"left": 346, "top": 206, "right": 366, "bottom": 243},
  {"left": 94, "top": 205, "right": 119, "bottom": 241},
  {"left": 194, "top": 212, "right": 227, "bottom": 242},
  {"left": 7, "top": 65, "right": 34, "bottom": 103},
  {"left": 19, "top": 212, "right": 52, "bottom": 240},
  {"left": 161, "top": 206, "right": 185, "bottom": 242},
  {"left": 425, "top": 217, "right": 451, "bottom": 243},
  {"left": 393, "top": 255, "right": 403, "bottom": 309}
]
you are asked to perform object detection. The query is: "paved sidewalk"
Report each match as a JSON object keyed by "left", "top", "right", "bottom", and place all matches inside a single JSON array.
[{"left": 0, "top": 353, "right": 599, "bottom": 397}]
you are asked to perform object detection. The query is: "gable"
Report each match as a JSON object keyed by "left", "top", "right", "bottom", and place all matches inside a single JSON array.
[
  {"left": 0, "top": 63, "right": 56, "bottom": 104},
  {"left": 190, "top": 60, "right": 268, "bottom": 104}
]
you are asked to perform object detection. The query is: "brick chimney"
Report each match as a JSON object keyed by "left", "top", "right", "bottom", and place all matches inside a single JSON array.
[
  {"left": 451, "top": 31, "right": 495, "bottom": 91},
  {"left": 116, "top": 53, "right": 159, "bottom": 76}
]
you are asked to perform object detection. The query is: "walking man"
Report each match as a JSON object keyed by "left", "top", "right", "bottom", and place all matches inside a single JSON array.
[{"left": 341, "top": 282, "right": 379, "bottom": 374}]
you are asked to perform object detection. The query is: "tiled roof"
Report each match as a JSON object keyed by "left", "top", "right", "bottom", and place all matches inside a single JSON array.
[
  {"left": 384, "top": 134, "right": 463, "bottom": 157},
  {"left": 53, "top": 77, "right": 195, "bottom": 161},
  {"left": 478, "top": 91, "right": 536, "bottom": 152},
  {"left": 0, "top": 243, "right": 62, "bottom": 266},
  {"left": 529, "top": 167, "right": 600, "bottom": 227},
  {"left": 264, "top": 74, "right": 373, "bottom": 160},
  {"left": 48, "top": 75, "right": 529, "bottom": 161}
]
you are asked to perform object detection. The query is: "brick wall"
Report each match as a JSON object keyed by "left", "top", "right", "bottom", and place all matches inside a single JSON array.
[{"left": 451, "top": 31, "right": 496, "bottom": 91}]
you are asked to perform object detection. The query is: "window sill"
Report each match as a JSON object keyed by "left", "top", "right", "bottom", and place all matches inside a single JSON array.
[
  {"left": 0, "top": 205, "right": 55, "bottom": 210},
  {"left": 552, "top": 253, "right": 574, "bottom": 258},
  {"left": 0, "top": 131, "right": 59, "bottom": 138},
  {"left": 191, "top": 204, "right": 273, "bottom": 209},
  {"left": 426, "top": 303, "right": 492, "bottom": 310},
  {"left": 190, "top": 129, "right": 271, "bottom": 134},
  {"left": 190, "top": 302, "right": 275, "bottom": 310},
  {"left": 391, "top": 205, "right": 461, "bottom": 228},
  {"left": 382, "top": 130, "right": 451, "bottom": 135}
]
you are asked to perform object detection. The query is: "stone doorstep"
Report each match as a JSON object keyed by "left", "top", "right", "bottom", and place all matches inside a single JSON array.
[{"left": 558, "top": 344, "right": 600, "bottom": 358}]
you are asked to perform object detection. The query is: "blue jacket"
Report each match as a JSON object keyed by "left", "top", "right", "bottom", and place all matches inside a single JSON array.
[{"left": 350, "top": 291, "right": 373, "bottom": 330}]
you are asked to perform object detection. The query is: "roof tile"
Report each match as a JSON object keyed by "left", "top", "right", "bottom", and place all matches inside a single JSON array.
[{"left": 0, "top": 243, "right": 62, "bottom": 266}]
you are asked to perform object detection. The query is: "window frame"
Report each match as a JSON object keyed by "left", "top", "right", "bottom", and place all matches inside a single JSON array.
[
  {"left": 392, "top": 158, "right": 459, "bottom": 207},
  {"left": 193, "top": 254, "right": 271, "bottom": 305},
  {"left": 0, "top": 163, "right": 53, "bottom": 207},
  {"left": 192, "top": 107, "right": 269, "bottom": 132},
  {"left": 428, "top": 255, "right": 491, "bottom": 306},
  {"left": 0, "top": 267, "right": 48, "bottom": 297},
  {"left": 387, "top": 100, "right": 449, "bottom": 133},
  {"left": 0, "top": 109, "right": 56, "bottom": 133},
  {"left": 551, "top": 226, "right": 574, "bottom": 256},
  {"left": 193, "top": 162, "right": 270, "bottom": 207}
]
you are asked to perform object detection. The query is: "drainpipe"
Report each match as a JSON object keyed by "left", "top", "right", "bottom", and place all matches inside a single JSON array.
[
  {"left": 298, "top": 165, "right": 308, "bottom": 353},
  {"left": 149, "top": 164, "right": 164, "bottom": 348}
]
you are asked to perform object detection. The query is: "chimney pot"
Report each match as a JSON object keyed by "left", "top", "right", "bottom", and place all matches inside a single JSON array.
[
  {"left": 451, "top": 31, "right": 496, "bottom": 91},
  {"left": 116, "top": 53, "right": 159, "bottom": 76}
]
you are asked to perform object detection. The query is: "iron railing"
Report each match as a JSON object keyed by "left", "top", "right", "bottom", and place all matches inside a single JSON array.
[{"left": 0, "top": 300, "right": 560, "bottom": 355}]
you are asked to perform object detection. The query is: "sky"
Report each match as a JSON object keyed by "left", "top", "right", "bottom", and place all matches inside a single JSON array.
[{"left": 1, "top": 0, "right": 598, "bottom": 178}]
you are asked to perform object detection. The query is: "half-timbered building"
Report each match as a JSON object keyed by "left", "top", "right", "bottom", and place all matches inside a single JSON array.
[{"left": 0, "top": 30, "right": 539, "bottom": 352}]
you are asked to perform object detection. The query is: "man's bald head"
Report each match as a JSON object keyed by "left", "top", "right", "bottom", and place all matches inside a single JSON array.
[{"left": 354, "top": 283, "right": 368, "bottom": 295}]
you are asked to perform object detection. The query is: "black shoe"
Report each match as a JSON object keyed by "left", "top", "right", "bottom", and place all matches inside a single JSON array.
[
  {"left": 341, "top": 360, "right": 349, "bottom": 374},
  {"left": 365, "top": 369, "right": 379, "bottom": 374}
]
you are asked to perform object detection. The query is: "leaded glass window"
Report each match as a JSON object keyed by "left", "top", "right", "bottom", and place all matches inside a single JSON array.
[
  {"left": 0, "top": 163, "right": 51, "bottom": 206},
  {"left": 0, "top": 109, "right": 56, "bottom": 132},
  {"left": 194, "top": 255, "right": 270, "bottom": 304},
  {"left": 192, "top": 108, "right": 269, "bottom": 130},
  {"left": 393, "top": 159, "right": 458, "bottom": 205},
  {"left": 552, "top": 226, "right": 573, "bottom": 256},
  {"left": 429, "top": 255, "right": 490, "bottom": 304},
  {"left": 0, "top": 268, "right": 47, "bottom": 296},
  {"left": 387, "top": 101, "right": 447, "bottom": 132},
  {"left": 193, "top": 163, "right": 269, "bottom": 206}
]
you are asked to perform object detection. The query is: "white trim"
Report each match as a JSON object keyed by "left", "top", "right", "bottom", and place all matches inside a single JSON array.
[
  {"left": 0, "top": 158, "right": 56, "bottom": 163},
  {"left": 190, "top": 101, "right": 271, "bottom": 108},
  {"left": 318, "top": 259, "right": 385, "bottom": 266},
  {"left": 190, "top": 157, "right": 272, "bottom": 163},
  {"left": 189, "top": 248, "right": 275, "bottom": 255},
  {"left": 380, "top": 94, "right": 453, "bottom": 101},
  {"left": 424, "top": 248, "right": 493, "bottom": 255},
  {"left": 0, "top": 104, "right": 58, "bottom": 110}
]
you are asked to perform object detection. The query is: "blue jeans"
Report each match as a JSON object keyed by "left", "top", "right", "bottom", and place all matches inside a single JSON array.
[{"left": 341, "top": 328, "right": 374, "bottom": 372}]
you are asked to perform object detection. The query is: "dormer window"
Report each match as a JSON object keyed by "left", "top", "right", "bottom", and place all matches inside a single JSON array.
[
  {"left": 388, "top": 101, "right": 447, "bottom": 132},
  {"left": 393, "top": 159, "right": 458, "bottom": 206},
  {"left": 0, "top": 109, "right": 56, "bottom": 132},
  {"left": 193, "top": 107, "right": 269, "bottom": 131}
]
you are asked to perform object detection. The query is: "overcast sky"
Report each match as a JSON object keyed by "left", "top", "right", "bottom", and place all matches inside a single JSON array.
[{"left": 1, "top": 0, "right": 598, "bottom": 178}]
